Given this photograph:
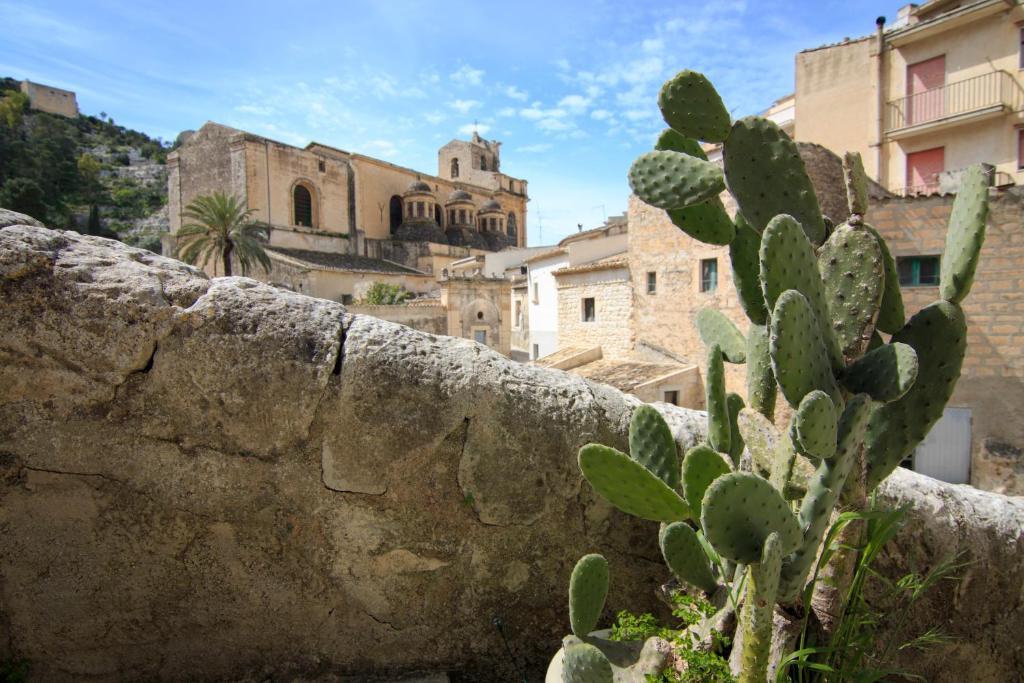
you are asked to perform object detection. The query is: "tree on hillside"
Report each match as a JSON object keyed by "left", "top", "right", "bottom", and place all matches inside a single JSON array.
[
  {"left": 175, "top": 192, "right": 270, "bottom": 277},
  {"left": 0, "top": 178, "right": 47, "bottom": 221}
]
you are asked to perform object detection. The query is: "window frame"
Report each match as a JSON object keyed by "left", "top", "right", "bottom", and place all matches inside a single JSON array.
[
  {"left": 581, "top": 297, "right": 596, "bottom": 322},
  {"left": 897, "top": 255, "right": 941, "bottom": 287},
  {"left": 646, "top": 271, "right": 657, "bottom": 294},
  {"left": 292, "top": 182, "right": 314, "bottom": 228},
  {"left": 663, "top": 390, "right": 679, "bottom": 406},
  {"left": 699, "top": 258, "right": 718, "bottom": 293},
  {"left": 1018, "top": 129, "right": 1024, "bottom": 170}
]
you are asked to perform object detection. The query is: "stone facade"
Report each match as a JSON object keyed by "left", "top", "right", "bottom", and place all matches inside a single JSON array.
[
  {"left": 555, "top": 258, "right": 634, "bottom": 359},
  {"left": 346, "top": 302, "right": 447, "bottom": 336},
  {"left": 19, "top": 79, "right": 78, "bottom": 118},
  {"left": 442, "top": 277, "right": 512, "bottom": 356}
]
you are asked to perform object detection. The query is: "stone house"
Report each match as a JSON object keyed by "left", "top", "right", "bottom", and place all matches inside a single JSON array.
[{"left": 19, "top": 79, "right": 78, "bottom": 118}]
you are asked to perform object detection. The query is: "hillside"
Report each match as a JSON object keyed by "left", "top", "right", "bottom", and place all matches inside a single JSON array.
[{"left": 0, "top": 76, "right": 171, "bottom": 252}]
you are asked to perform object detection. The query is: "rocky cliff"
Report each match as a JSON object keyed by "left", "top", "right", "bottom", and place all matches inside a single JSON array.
[{"left": 1, "top": 214, "right": 1022, "bottom": 681}]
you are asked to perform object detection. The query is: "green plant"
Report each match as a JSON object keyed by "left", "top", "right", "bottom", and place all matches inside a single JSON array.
[
  {"left": 175, "top": 192, "right": 270, "bottom": 277},
  {"left": 556, "top": 68, "right": 988, "bottom": 682},
  {"left": 360, "top": 282, "right": 414, "bottom": 305}
]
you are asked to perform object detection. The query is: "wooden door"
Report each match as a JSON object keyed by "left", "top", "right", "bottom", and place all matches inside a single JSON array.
[
  {"left": 906, "top": 55, "right": 945, "bottom": 125},
  {"left": 906, "top": 147, "right": 944, "bottom": 194}
]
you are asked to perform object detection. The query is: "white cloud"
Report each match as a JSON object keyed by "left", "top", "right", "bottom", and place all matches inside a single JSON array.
[
  {"left": 498, "top": 107, "right": 517, "bottom": 117},
  {"left": 641, "top": 38, "right": 664, "bottom": 53},
  {"left": 235, "top": 104, "right": 276, "bottom": 116},
  {"left": 516, "top": 143, "right": 553, "bottom": 153},
  {"left": 520, "top": 107, "right": 566, "bottom": 120},
  {"left": 459, "top": 122, "right": 490, "bottom": 136},
  {"left": 505, "top": 85, "right": 529, "bottom": 101},
  {"left": 537, "top": 118, "right": 572, "bottom": 132},
  {"left": 450, "top": 64, "right": 485, "bottom": 86},
  {"left": 362, "top": 139, "right": 400, "bottom": 158},
  {"left": 424, "top": 111, "right": 446, "bottom": 125},
  {"left": 449, "top": 99, "right": 481, "bottom": 113},
  {"left": 623, "top": 109, "right": 656, "bottom": 121},
  {"left": 558, "top": 94, "right": 591, "bottom": 112},
  {"left": 554, "top": 58, "right": 571, "bottom": 71},
  {"left": 590, "top": 109, "right": 612, "bottom": 121}
]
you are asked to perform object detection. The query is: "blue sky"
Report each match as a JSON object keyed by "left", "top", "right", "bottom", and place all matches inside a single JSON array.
[{"left": 1, "top": 0, "right": 895, "bottom": 245}]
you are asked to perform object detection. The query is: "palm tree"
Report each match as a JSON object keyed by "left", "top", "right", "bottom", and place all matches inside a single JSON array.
[{"left": 175, "top": 192, "right": 271, "bottom": 277}]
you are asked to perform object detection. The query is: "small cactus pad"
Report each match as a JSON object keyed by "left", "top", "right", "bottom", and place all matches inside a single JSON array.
[
  {"left": 569, "top": 554, "right": 609, "bottom": 637},
  {"left": 562, "top": 642, "right": 614, "bottom": 683},
  {"left": 706, "top": 344, "right": 731, "bottom": 454},
  {"left": 629, "top": 405, "right": 680, "bottom": 489},
  {"left": 654, "top": 128, "right": 706, "bottom": 157},
  {"left": 723, "top": 117, "right": 825, "bottom": 244},
  {"left": 682, "top": 445, "right": 732, "bottom": 520},
  {"left": 780, "top": 394, "right": 872, "bottom": 602},
  {"left": 760, "top": 215, "right": 842, "bottom": 369},
  {"left": 745, "top": 324, "right": 777, "bottom": 419},
  {"left": 840, "top": 341, "right": 919, "bottom": 402},
  {"left": 940, "top": 164, "right": 990, "bottom": 304},
  {"left": 727, "top": 393, "right": 746, "bottom": 466},
  {"left": 700, "top": 472, "right": 801, "bottom": 565},
  {"left": 739, "top": 531, "right": 783, "bottom": 682},
  {"left": 578, "top": 444, "right": 690, "bottom": 522},
  {"left": 730, "top": 214, "right": 768, "bottom": 324},
  {"left": 818, "top": 222, "right": 885, "bottom": 359},
  {"left": 793, "top": 390, "right": 837, "bottom": 460},
  {"left": 866, "top": 301, "right": 967, "bottom": 489},
  {"left": 628, "top": 150, "right": 725, "bottom": 210},
  {"left": 667, "top": 197, "right": 736, "bottom": 245},
  {"left": 696, "top": 308, "right": 746, "bottom": 363},
  {"left": 843, "top": 152, "right": 870, "bottom": 217},
  {"left": 865, "top": 225, "right": 906, "bottom": 334},
  {"left": 769, "top": 289, "right": 842, "bottom": 409},
  {"left": 657, "top": 70, "right": 731, "bottom": 142},
  {"left": 736, "top": 408, "right": 780, "bottom": 478},
  {"left": 660, "top": 522, "right": 719, "bottom": 594}
]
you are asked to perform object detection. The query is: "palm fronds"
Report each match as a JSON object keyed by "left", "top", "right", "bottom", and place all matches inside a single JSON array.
[{"left": 174, "top": 192, "right": 270, "bottom": 276}]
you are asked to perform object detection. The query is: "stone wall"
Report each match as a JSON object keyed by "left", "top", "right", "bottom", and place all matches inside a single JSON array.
[
  {"left": 345, "top": 303, "right": 448, "bottom": 336},
  {"left": 443, "top": 277, "right": 512, "bottom": 356},
  {"left": 1, "top": 219, "right": 1023, "bottom": 681},
  {"left": 19, "top": 80, "right": 78, "bottom": 118},
  {"left": 556, "top": 265, "right": 634, "bottom": 358}
]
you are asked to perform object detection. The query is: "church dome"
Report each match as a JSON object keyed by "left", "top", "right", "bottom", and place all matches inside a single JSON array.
[
  {"left": 479, "top": 199, "right": 502, "bottom": 213},
  {"left": 448, "top": 189, "right": 473, "bottom": 203},
  {"left": 406, "top": 179, "right": 433, "bottom": 194}
]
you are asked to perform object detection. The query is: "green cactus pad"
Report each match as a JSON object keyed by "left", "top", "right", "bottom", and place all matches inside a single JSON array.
[
  {"left": 769, "top": 289, "right": 842, "bottom": 409},
  {"left": 760, "top": 214, "right": 843, "bottom": 369},
  {"left": 780, "top": 394, "right": 872, "bottom": 602},
  {"left": 660, "top": 522, "right": 719, "bottom": 594},
  {"left": 739, "top": 531, "right": 783, "bottom": 683},
  {"left": 654, "top": 128, "right": 706, "bottom": 157},
  {"left": 736, "top": 408, "right": 779, "bottom": 478},
  {"left": 840, "top": 341, "right": 919, "bottom": 403},
  {"left": 706, "top": 344, "right": 731, "bottom": 454},
  {"left": 745, "top": 324, "right": 777, "bottom": 419},
  {"left": 843, "top": 152, "right": 870, "bottom": 217},
  {"left": 628, "top": 150, "right": 725, "bottom": 211},
  {"left": 793, "top": 390, "right": 837, "bottom": 460},
  {"left": 730, "top": 214, "right": 768, "bottom": 324},
  {"left": 696, "top": 308, "right": 746, "bottom": 363},
  {"left": 865, "top": 225, "right": 906, "bottom": 334},
  {"left": 940, "top": 164, "right": 990, "bottom": 304},
  {"left": 727, "top": 393, "right": 746, "bottom": 466},
  {"left": 700, "top": 472, "right": 801, "bottom": 565},
  {"left": 629, "top": 404, "right": 680, "bottom": 489},
  {"left": 563, "top": 642, "right": 614, "bottom": 683},
  {"left": 667, "top": 197, "right": 736, "bottom": 245},
  {"left": 866, "top": 301, "right": 967, "bottom": 489},
  {"left": 657, "top": 70, "right": 731, "bottom": 143},
  {"left": 818, "top": 222, "right": 885, "bottom": 359},
  {"left": 682, "top": 445, "right": 732, "bottom": 520},
  {"left": 569, "top": 554, "right": 609, "bottom": 637},
  {"left": 578, "top": 444, "right": 690, "bottom": 523},
  {"left": 723, "top": 117, "right": 826, "bottom": 244}
]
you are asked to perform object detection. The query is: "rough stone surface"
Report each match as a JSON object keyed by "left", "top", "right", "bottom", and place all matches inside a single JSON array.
[{"left": 0, "top": 222, "right": 1021, "bottom": 682}]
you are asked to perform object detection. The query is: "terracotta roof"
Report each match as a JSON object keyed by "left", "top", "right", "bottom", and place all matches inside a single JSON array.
[
  {"left": 266, "top": 247, "right": 426, "bottom": 275},
  {"left": 554, "top": 254, "right": 628, "bottom": 276},
  {"left": 570, "top": 359, "right": 688, "bottom": 393}
]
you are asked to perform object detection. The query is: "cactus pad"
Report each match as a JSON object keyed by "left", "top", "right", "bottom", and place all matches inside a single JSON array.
[
  {"left": 940, "top": 164, "right": 990, "bottom": 304},
  {"left": 629, "top": 150, "right": 724, "bottom": 210},
  {"left": 569, "top": 554, "right": 609, "bottom": 637},
  {"left": 760, "top": 214, "right": 842, "bottom": 369},
  {"left": 657, "top": 70, "right": 731, "bottom": 142},
  {"left": 562, "top": 642, "right": 614, "bottom": 683},
  {"left": 667, "top": 197, "right": 736, "bottom": 245},
  {"left": 739, "top": 531, "right": 783, "bottom": 682},
  {"left": 706, "top": 344, "right": 731, "bottom": 454},
  {"left": 865, "top": 225, "right": 906, "bottom": 334},
  {"left": 696, "top": 308, "right": 746, "bottom": 363},
  {"left": 578, "top": 444, "right": 690, "bottom": 522},
  {"left": 745, "top": 324, "right": 777, "bottom": 419},
  {"left": 769, "top": 289, "right": 842, "bottom": 409},
  {"left": 866, "top": 301, "right": 967, "bottom": 489},
  {"left": 654, "top": 128, "right": 706, "bottom": 157},
  {"left": 730, "top": 214, "right": 768, "bottom": 324},
  {"left": 727, "top": 393, "right": 746, "bottom": 466},
  {"left": 682, "top": 445, "right": 732, "bottom": 520},
  {"left": 818, "top": 222, "right": 885, "bottom": 359},
  {"left": 840, "top": 341, "right": 919, "bottom": 403},
  {"left": 843, "top": 152, "right": 869, "bottom": 217},
  {"left": 736, "top": 408, "right": 779, "bottom": 478},
  {"left": 629, "top": 405, "right": 680, "bottom": 489},
  {"left": 723, "top": 117, "right": 825, "bottom": 244},
  {"left": 660, "top": 522, "right": 719, "bottom": 594},
  {"left": 792, "top": 390, "right": 837, "bottom": 460},
  {"left": 700, "top": 472, "right": 801, "bottom": 565}
]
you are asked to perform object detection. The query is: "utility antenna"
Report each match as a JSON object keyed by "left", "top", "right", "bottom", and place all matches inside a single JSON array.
[
  {"left": 537, "top": 208, "right": 543, "bottom": 245},
  {"left": 590, "top": 204, "right": 607, "bottom": 221}
]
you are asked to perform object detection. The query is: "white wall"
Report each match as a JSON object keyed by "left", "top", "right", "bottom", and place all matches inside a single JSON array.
[
  {"left": 481, "top": 246, "right": 551, "bottom": 278},
  {"left": 526, "top": 253, "right": 568, "bottom": 359},
  {"left": 566, "top": 232, "right": 628, "bottom": 266}
]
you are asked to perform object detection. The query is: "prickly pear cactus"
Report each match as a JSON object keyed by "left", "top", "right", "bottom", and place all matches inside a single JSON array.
[
  {"left": 569, "top": 554, "right": 609, "bottom": 638},
  {"left": 555, "top": 67, "right": 989, "bottom": 682}
]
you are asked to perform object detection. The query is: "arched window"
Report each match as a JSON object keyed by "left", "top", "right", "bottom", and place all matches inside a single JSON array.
[
  {"left": 458, "top": 209, "right": 466, "bottom": 224},
  {"left": 389, "top": 195, "right": 403, "bottom": 233},
  {"left": 451, "top": 158, "right": 459, "bottom": 178},
  {"left": 434, "top": 204, "right": 442, "bottom": 226},
  {"left": 449, "top": 209, "right": 456, "bottom": 225},
  {"left": 293, "top": 184, "right": 313, "bottom": 227},
  {"left": 480, "top": 156, "right": 488, "bottom": 171},
  {"left": 507, "top": 212, "right": 517, "bottom": 239}
]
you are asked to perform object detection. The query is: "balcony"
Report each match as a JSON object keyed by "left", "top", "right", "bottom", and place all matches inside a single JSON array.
[{"left": 884, "top": 71, "right": 1022, "bottom": 138}]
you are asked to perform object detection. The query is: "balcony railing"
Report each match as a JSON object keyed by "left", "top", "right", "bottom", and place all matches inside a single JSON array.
[{"left": 884, "top": 71, "right": 1021, "bottom": 134}]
